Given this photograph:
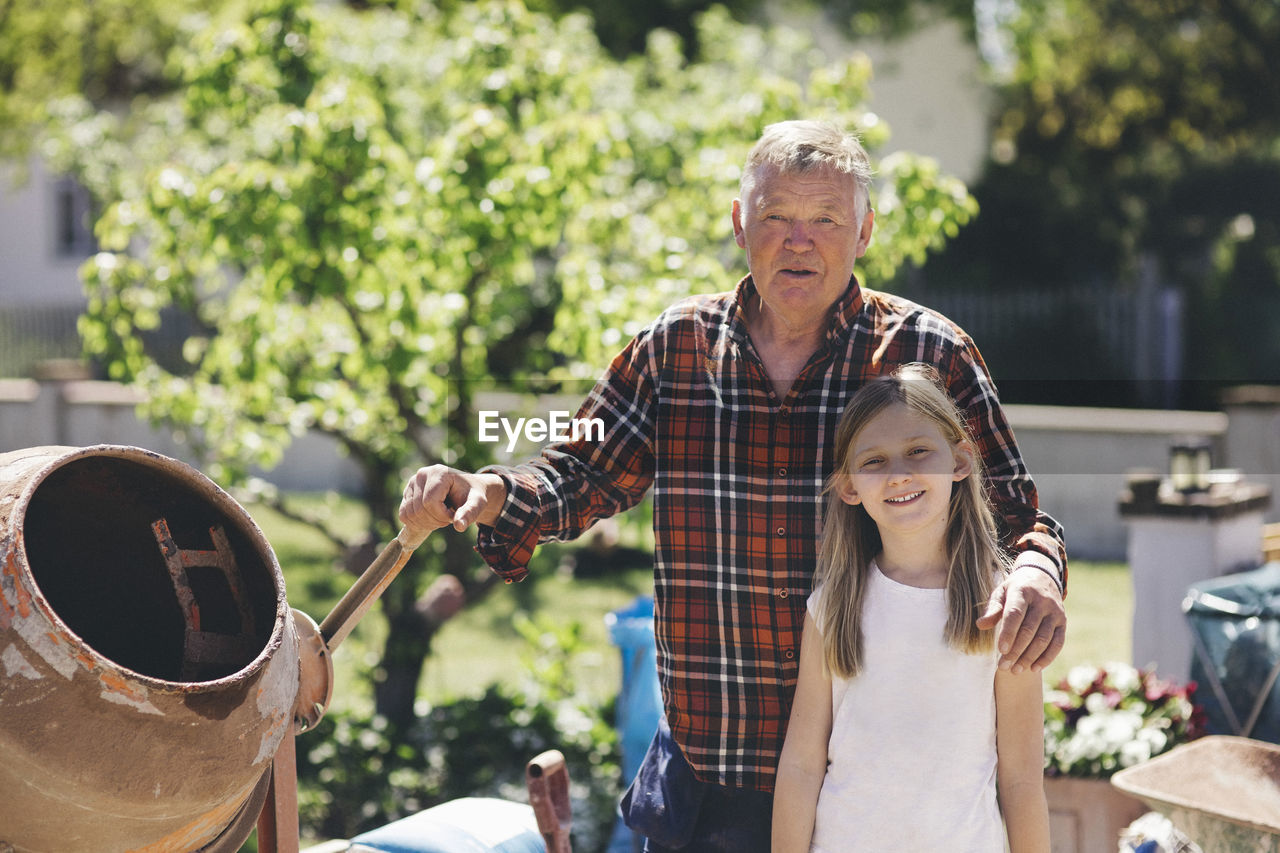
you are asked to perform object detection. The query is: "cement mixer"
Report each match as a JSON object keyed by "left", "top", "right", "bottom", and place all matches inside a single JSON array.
[{"left": 0, "top": 444, "right": 430, "bottom": 853}]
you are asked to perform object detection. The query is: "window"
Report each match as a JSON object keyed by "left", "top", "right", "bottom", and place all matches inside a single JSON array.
[{"left": 53, "top": 175, "right": 97, "bottom": 258}]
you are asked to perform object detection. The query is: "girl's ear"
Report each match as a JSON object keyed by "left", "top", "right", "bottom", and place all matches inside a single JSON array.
[
  {"left": 835, "top": 471, "right": 862, "bottom": 506},
  {"left": 952, "top": 442, "right": 975, "bottom": 482}
]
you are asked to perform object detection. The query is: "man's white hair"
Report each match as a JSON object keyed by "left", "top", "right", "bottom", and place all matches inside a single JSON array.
[{"left": 740, "top": 120, "right": 874, "bottom": 218}]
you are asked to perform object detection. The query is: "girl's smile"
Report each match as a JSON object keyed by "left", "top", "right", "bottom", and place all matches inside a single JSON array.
[{"left": 836, "top": 402, "right": 974, "bottom": 558}]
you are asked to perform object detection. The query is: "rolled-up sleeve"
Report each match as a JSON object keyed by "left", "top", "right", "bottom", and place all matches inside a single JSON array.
[{"left": 475, "top": 329, "right": 659, "bottom": 581}]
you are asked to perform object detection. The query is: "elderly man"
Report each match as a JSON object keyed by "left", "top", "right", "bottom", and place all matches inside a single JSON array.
[{"left": 400, "top": 120, "right": 1067, "bottom": 852}]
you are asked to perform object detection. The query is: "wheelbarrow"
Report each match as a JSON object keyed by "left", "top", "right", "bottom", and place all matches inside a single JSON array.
[{"left": 1111, "top": 736, "right": 1280, "bottom": 852}]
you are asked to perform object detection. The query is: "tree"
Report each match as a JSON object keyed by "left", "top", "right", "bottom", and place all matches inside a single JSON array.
[
  {"left": 46, "top": 0, "right": 976, "bottom": 727},
  {"left": 914, "top": 0, "right": 1280, "bottom": 405},
  {"left": 0, "top": 0, "right": 235, "bottom": 164},
  {"left": 525, "top": 0, "right": 761, "bottom": 58},
  {"left": 521, "top": 0, "right": 978, "bottom": 58}
]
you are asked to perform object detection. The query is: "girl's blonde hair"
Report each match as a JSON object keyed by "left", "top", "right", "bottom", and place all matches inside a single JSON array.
[{"left": 815, "top": 364, "right": 1009, "bottom": 678}]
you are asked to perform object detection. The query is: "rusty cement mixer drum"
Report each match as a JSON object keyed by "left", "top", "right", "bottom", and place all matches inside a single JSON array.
[{"left": 0, "top": 445, "right": 300, "bottom": 853}]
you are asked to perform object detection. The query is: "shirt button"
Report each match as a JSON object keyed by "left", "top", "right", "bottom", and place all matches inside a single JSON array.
[
  {"left": 776, "top": 526, "right": 786, "bottom": 536},
  {"left": 784, "top": 648, "right": 796, "bottom": 660},
  {"left": 776, "top": 588, "right": 789, "bottom": 599},
  {"left": 777, "top": 467, "right": 787, "bottom": 477}
]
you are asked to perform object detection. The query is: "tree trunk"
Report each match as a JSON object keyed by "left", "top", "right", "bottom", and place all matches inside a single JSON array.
[
  {"left": 372, "top": 519, "right": 502, "bottom": 728},
  {"left": 373, "top": 602, "right": 436, "bottom": 728},
  {"left": 372, "top": 296, "right": 501, "bottom": 727}
]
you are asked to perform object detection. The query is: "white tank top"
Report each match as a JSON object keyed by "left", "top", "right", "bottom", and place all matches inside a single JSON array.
[{"left": 807, "top": 563, "right": 1004, "bottom": 852}]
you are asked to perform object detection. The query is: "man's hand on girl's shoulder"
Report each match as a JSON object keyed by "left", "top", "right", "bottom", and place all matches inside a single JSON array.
[{"left": 976, "top": 566, "right": 1065, "bottom": 674}]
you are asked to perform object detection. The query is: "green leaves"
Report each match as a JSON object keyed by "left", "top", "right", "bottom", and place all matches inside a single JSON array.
[
  {"left": 864, "top": 152, "right": 979, "bottom": 280},
  {"left": 62, "top": 0, "right": 976, "bottom": 494}
]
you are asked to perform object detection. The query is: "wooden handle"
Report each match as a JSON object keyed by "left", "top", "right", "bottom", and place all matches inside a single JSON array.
[{"left": 318, "top": 527, "right": 426, "bottom": 652}]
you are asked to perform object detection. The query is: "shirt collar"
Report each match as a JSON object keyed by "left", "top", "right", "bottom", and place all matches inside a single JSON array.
[{"left": 729, "top": 274, "right": 866, "bottom": 347}]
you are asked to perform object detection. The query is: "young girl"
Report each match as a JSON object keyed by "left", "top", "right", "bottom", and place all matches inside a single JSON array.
[{"left": 772, "top": 364, "right": 1050, "bottom": 853}]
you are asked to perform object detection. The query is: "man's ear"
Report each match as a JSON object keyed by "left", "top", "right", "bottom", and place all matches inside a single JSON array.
[
  {"left": 835, "top": 471, "right": 861, "bottom": 506},
  {"left": 854, "top": 208, "right": 875, "bottom": 258},
  {"left": 952, "top": 442, "right": 975, "bottom": 482},
  {"left": 731, "top": 198, "right": 746, "bottom": 249}
]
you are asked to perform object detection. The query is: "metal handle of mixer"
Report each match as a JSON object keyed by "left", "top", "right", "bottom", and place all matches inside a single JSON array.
[
  {"left": 293, "top": 526, "right": 430, "bottom": 733},
  {"left": 318, "top": 526, "right": 429, "bottom": 652}
]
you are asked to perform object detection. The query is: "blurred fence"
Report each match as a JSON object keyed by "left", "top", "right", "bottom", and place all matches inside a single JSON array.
[
  {"left": 0, "top": 301, "right": 84, "bottom": 378},
  {"left": 0, "top": 300, "right": 198, "bottom": 379},
  {"left": 2, "top": 279, "right": 1183, "bottom": 405},
  {"left": 916, "top": 275, "right": 1184, "bottom": 408}
]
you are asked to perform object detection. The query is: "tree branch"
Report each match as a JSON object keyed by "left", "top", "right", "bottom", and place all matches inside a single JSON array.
[
  {"left": 332, "top": 286, "right": 439, "bottom": 460},
  {"left": 238, "top": 480, "right": 354, "bottom": 552},
  {"left": 1209, "top": 0, "right": 1280, "bottom": 107}
]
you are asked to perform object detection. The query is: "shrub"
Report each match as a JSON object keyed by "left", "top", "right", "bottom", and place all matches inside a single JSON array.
[{"left": 297, "top": 616, "right": 623, "bottom": 852}]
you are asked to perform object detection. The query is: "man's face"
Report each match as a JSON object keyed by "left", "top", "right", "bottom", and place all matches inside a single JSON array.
[{"left": 732, "top": 164, "right": 873, "bottom": 328}]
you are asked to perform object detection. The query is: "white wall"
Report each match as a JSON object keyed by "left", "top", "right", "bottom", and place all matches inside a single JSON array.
[
  {"left": 0, "top": 157, "right": 90, "bottom": 307},
  {"left": 0, "top": 378, "right": 363, "bottom": 493},
  {"left": 1224, "top": 393, "right": 1280, "bottom": 526},
  {"left": 778, "top": 9, "right": 990, "bottom": 184},
  {"left": 850, "top": 19, "right": 990, "bottom": 185},
  {"left": 1008, "top": 405, "right": 1231, "bottom": 561}
]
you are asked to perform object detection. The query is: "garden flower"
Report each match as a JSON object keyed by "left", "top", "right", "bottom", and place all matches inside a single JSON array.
[{"left": 1043, "top": 662, "right": 1204, "bottom": 779}]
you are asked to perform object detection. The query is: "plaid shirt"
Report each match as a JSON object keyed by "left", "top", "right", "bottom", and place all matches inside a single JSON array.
[{"left": 477, "top": 276, "right": 1066, "bottom": 791}]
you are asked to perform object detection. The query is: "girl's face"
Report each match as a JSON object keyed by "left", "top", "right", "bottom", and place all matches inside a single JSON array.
[{"left": 836, "top": 402, "right": 974, "bottom": 539}]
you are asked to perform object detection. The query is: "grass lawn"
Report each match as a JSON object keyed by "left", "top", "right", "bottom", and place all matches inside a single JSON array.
[
  {"left": 419, "top": 560, "right": 655, "bottom": 706},
  {"left": 1041, "top": 560, "right": 1132, "bottom": 687},
  {"left": 415, "top": 560, "right": 1132, "bottom": 703},
  {"left": 249, "top": 495, "right": 1134, "bottom": 707},
  {"left": 248, "top": 498, "right": 657, "bottom": 713}
]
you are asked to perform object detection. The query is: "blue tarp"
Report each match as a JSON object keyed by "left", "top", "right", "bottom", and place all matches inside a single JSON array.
[
  {"left": 350, "top": 797, "right": 545, "bottom": 853},
  {"left": 1184, "top": 562, "right": 1280, "bottom": 743},
  {"left": 605, "top": 595, "right": 662, "bottom": 853}
]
